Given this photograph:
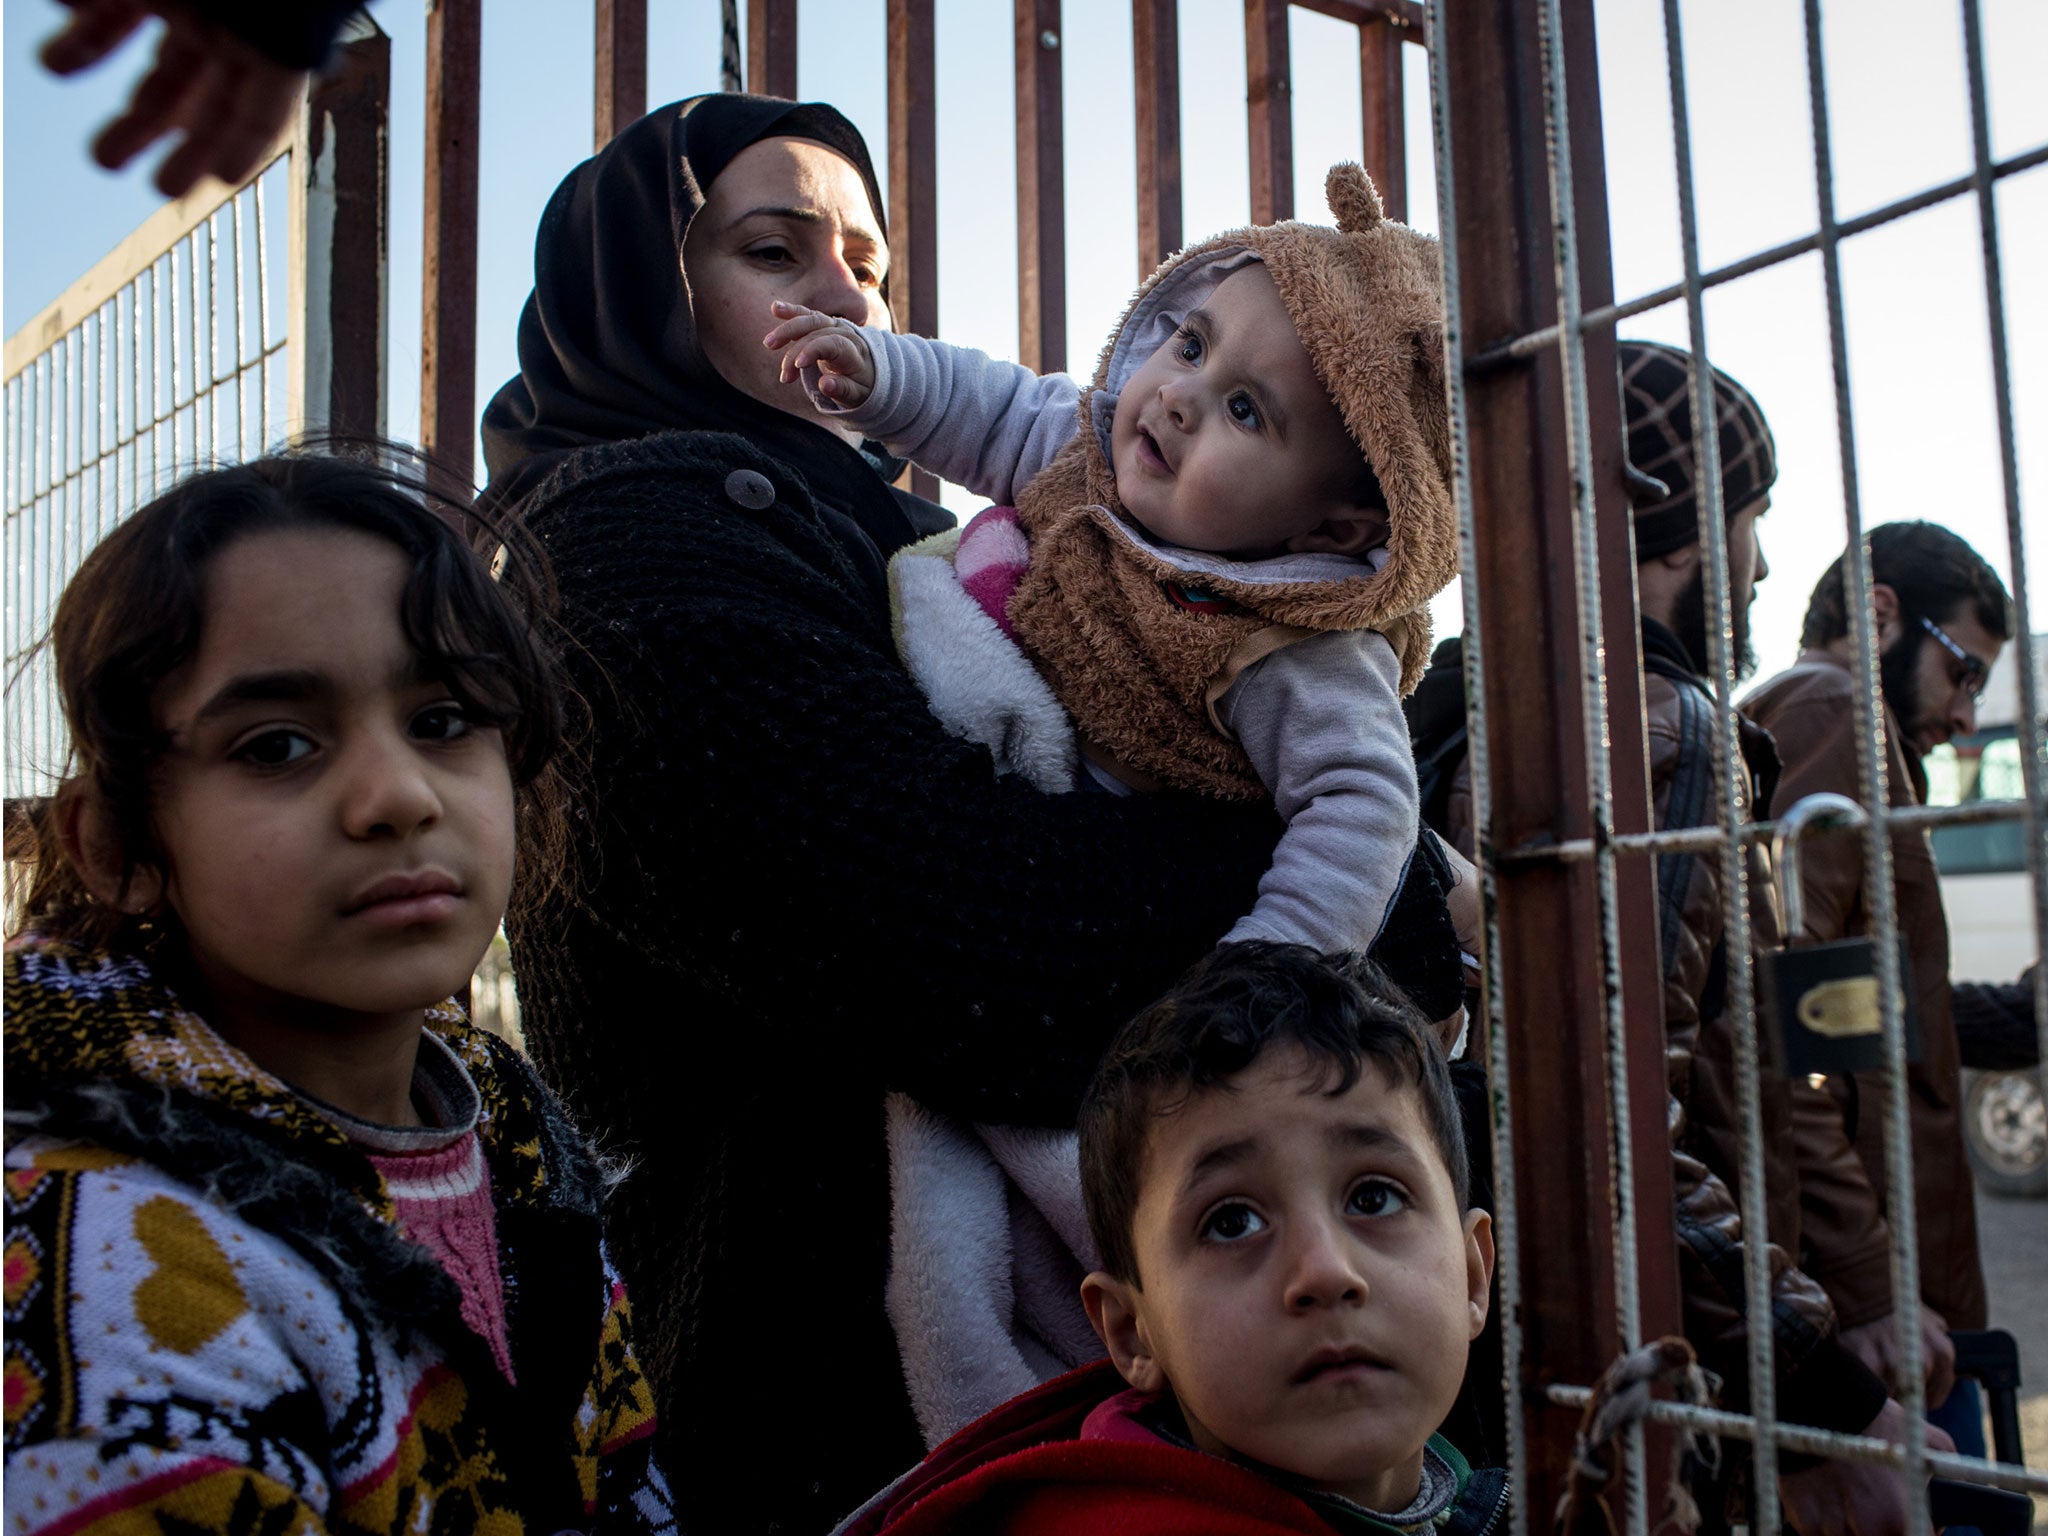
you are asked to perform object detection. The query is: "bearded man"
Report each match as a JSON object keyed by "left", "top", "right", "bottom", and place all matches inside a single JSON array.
[{"left": 1742, "top": 520, "right": 2015, "bottom": 1455}]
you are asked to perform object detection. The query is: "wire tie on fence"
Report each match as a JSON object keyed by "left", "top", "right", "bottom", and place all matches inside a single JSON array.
[{"left": 1554, "top": 1336, "right": 1721, "bottom": 1536}]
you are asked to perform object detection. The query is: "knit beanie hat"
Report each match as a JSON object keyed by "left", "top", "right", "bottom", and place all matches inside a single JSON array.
[{"left": 1620, "top": 339, "right": 1778, "bottom": 560}]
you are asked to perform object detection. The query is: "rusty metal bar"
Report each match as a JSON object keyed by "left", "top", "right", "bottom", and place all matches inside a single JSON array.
[
  {"left": 594, "top": 0, "right": 648, "bottom": 150},
  {"left": 747, "top": 0, "right": 798, "bottom": 99},
  {"left": 1244, "top": 0, "right": 1292, "bottom": 223},
  {"left": 422, "top": 0, "right": 479, "bottom": 490},
  {"left": 1957, "top": 0, "right": 2048, "bottom": 1159},
  {"left": 1015, "top": 0, "right": 1065, "bottom": 374},
  {"left": 1547, "top": 1385, "right": 2048, "bottom": 1497},
  {"left": 1358, "top": 13, "right": 1406, "bottom": 222},
  {"left": 1657, "top": 0, "right": 1782, "bottom": 1517},
  {"left": 1133, "top": 0, "right": 1182, "bottom": 275},
  {"left": 305, "top": 24, "right": 389, "bottom": 448},
  {"left": 1799, "top": 3, "right": 1931, "bottom": 1522},
  {"left": 1423, "top": 2, "right": 1527, "bottom": 1517},
  {"left": 887, "top": 0, "right": 939, "bottom": 503},
  {"left": 1294, "top": 0, "right": 1425, "bottom": 29},
  {"left": 1437, "top": 0, "right": 1681, "bottom": 1520}
]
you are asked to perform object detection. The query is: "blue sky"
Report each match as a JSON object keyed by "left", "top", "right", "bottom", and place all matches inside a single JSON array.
[{"left": 5, "top": 0, "right": 2044, "bottom": 677}]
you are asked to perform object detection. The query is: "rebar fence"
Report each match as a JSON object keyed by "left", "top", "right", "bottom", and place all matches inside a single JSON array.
[
  {"left": 2, "top": 22, "right": 389, "bottom": 805},
  {"left": 1434, "top": 0, "right": 2047, "bottom": 1530},
  {"left": 3, "top": 0, "right": 2040, "bottom": 1522}
]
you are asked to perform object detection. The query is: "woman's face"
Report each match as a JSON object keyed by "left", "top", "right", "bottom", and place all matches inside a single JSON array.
[{"left": 683, "top": 136, "right": 892, "bottom": 437}]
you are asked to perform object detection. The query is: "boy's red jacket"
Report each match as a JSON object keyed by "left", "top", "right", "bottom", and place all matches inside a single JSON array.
[{"left": 832, "top": 1361, "right": 1508, "bottom": 1536}]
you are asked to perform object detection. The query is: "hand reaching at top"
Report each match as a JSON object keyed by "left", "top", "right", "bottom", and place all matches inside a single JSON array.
[
  {"left": 41, "top": 0, "right": 310, "bottom": 199},
  {"left": 765, "top": 300, "right": 877, "bottom": 410}
]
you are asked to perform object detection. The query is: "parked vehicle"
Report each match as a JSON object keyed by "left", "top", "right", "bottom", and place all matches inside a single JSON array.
[{"left": 1929, "top": 636, "right": 2045, "bottom": 1197}]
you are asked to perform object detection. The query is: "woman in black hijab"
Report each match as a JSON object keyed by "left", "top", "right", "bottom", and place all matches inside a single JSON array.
[
  {"left": 482, "top": 94, "right": 951, "bottom": 573},
  {"left": 484, "top": 95, "right": 1464, "bottom": 1535}
]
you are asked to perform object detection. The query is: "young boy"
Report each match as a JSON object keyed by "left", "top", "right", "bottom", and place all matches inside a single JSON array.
[{"left": 832, "top": 942, "right": 1504, "bottom": 1535}]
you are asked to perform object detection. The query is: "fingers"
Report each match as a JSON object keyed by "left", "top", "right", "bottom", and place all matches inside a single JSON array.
[
  {"left": 778, "top": 332, "right": 865, "bottom": 384},
  {"left": 152, "top": 46, "right": 300, "bottom": 196},
  {"left": 90, "top": 21, "right": 211, "bottom": 172},
  {"left": 199, "top": 61, "right": 305, "bottom": 189},
  {"left": 151, "top": 59, "right": 251, "bottom": 195},
  {"left": 1922, "top": 1315, "right": 1957, "bottom": 1409},
  {"left": 40, "top": 0, "right": 150, "bottom": 75},
  {"left": 763, "top": 301, "right": 840, "bottom": 351}
]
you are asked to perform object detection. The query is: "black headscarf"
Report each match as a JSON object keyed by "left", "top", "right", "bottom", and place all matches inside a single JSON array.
[{"left": 480, "top": 94, "right": 943, "bottom": 551}]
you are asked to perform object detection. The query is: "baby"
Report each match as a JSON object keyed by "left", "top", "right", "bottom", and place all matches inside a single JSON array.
[
  {"left": 831, "top": 942, "right": 1504, "bottom": 1534},
  {"left": 766, "top": 163, "right": 1459, "bottom": 959}
]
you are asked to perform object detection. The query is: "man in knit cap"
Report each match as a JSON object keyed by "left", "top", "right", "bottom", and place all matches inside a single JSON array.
[{"left": 1410, "top": 340, "right": 1942, "bottom": 1535}]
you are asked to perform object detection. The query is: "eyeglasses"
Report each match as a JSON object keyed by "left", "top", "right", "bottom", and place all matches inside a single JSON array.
[{"left": 1918, "top": 615, "right": 1992, "bottom": 704}]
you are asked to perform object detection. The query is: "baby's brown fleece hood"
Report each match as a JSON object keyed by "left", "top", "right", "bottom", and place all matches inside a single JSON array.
[
  {"left": 1007, "top": 165, "right": 1457, "bottom": 797},
  {"left": 1024, "top": 162, "right": 1458, "bottom": 693}
]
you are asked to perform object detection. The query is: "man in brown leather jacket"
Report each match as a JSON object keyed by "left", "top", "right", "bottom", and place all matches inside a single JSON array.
[
  {"left": 1741, "top": 521, "right": 2014, "bottom": 1455},
  {"left": 1408, "top": 342, "right": 1940, "bottom": 1533}
]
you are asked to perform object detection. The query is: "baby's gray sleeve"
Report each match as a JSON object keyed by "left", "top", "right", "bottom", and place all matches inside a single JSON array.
[
  {"left": 1214, "top": 628, "right": 1420, "bottom": 954},
  {"left": 808, "top": 328, "right": 1081, "bottom": 504}
]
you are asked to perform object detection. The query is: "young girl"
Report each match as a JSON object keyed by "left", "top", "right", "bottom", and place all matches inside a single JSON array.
[{"left": 3, "top": 453, "right": 672, "bottom": 1536}]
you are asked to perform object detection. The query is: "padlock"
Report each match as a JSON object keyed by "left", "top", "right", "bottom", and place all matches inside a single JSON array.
[{"left": 1761, "top": 792, "right": 1922, "bottom": 1079}]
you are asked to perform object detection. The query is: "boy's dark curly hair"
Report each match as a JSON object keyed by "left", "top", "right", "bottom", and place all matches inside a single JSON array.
[{"left": 1079, "top": 940, "right": 1470, "bottom": 1285}]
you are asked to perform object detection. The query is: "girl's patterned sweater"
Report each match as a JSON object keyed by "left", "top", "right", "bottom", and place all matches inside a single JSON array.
[{"left": 2, "top": 934, "right": 673, "bottom": 1536}]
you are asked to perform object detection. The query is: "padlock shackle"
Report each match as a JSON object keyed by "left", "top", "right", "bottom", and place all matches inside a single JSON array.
[{"left": 1772, "top": 792, "right": 1871, "bottom": 943}]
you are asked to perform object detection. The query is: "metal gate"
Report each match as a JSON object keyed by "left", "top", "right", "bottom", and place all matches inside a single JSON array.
[{"left": 1434, "top": 0, "right": 2047, "bottom": 1528}]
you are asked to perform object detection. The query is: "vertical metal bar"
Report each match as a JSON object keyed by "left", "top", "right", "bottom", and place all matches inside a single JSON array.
[
  {"left": 233, "top": 190, "right": 251, "bottom": 457},
  {"left": 99, "top": 299, "right": 112, "bottom": 542},
  {"left": 150, "top": 257, "right": 164, "bottom": 489},
  {"left": 206, "top": 213, "right": 222, "bottom": 461},
  {"left": 594, "top": 0, "right": 648, "bottom": 151},
  {"left": 1957, "top": 0, "right": 2048, "bottom": 1154},
  {"left": 7, "top": 377, "right": 18, "bottom": 528},
  {"left": 1424, "top": 4, "right": 1524, "bottom": 1528},
  {"left": 1133, "top": 0, "right": 1182, "bottom": 275},
  {"left": 37, "top": 353, "right": 51, "bottom": 773},
  {"left": 1439, "top": 0, "right": 1681, "bottom": 1520},
  {"left": 1799, "top": 6, "right": 1930, "bottom": 1526},
  {"left": 184, "top": 233, "right": 199, "bottom": 464},
  {"left": 422, "top": 0, "right": 478, "bottom": 486},
  {"left": 1359, "top": 13, "right": 1407, "bottom": 223},
  {"left": 123, "top": 285, "right": 135, "bottom": 510},
  {"left": 255, "top": 174, "right": 271, "bottom": 448},
  {"left": 1244, "top": 0, "right": 1292, "bottom": 223},
  {"left": 7, "top": 378, "right": 20, "bottom": 761},
  {"left": 6, "top": 380, "right": 16, "bottom": 791},
  {"left": 1658, "top": 2, "right": 1780, "bottom": 1523},
  {"left": 887, "top": 0, "right": 940, "bottom": 504},
  {"left": 68, "top": 327, "right": 81, "bottom": 591},
  {"left": 746, "top": 0, "right": 798, "bottom": 98},
  {"left": 303, "top": 26, "right": 388, "bottom": 445},
  {"left": 1531, "top": 0, "right": 1657, "bottom": 1514},
  {"left": 1015, "top": 0, "right": 1066, "bottom": 374}
]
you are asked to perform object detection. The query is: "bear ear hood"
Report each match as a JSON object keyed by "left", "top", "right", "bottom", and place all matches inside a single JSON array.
[{"left": 1073, "top": 162, "right": 1459, "bottom": 691}]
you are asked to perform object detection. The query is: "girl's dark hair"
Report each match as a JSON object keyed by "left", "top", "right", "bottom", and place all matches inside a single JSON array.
[
  {"left": 18, "top": 445, "right": 574, "bottom": 951},
  {"left": 1078, "top": 941, "right": 1468, "bottom": 1286}
]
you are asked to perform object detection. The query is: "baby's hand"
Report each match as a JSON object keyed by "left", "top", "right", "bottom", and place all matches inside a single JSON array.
[{"left": 764, "top": 301, "right": 876, "bottom": 409}]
